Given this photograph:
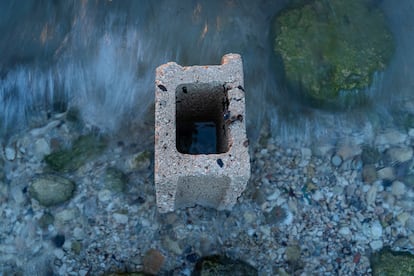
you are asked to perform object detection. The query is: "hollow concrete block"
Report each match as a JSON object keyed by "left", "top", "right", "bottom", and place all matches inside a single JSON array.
[{"left": 154, "top": 53, "right": 250, "bottom": 213}]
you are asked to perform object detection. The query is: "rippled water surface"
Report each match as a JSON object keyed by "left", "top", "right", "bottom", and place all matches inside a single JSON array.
[{"left": 1, "top": 0, "right": 412, "bottom": 143}]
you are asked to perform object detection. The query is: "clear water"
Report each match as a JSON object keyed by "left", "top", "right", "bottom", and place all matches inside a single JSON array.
[
  {"left": 1, "top": 1, "right": 414, "bottom": 274},
  {"left": 1, "top": 0, "right": 413, "bottom": 144}
]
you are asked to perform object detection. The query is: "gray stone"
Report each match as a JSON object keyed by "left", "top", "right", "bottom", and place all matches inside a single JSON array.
[
  {"left": 29, "top": 174, "right": 75, "bottom": 207},
  {"left": 370, "top": 240, "right": 383, "bottom": 251},
  {"left": 113, "top": 213, "right": 129, "bottom": 224},
  {"left": 331, "top": 154, "right": 342, "bottom": 167},
  {"left": 34, "top": 138, "right": 51, "bottom": 159},
  {"left": 377, "top": 167, "right": 395, "bottom": 181},
  {"left": 154, "top": 54, "right": 250, "bottom": 213},
  {"left": 391, "top": 181, "right": 406, "bottom": 196},
  {"left": 387, "top": 147, "right": 413, "bottom": 163},
  {"left": 362, "top": 165, "right": 377, "bottom": 184},
  {"left": 371, "top": 221, "right": 383, "bottom": 239},
  {"left": 375, "top": 130, "right": 407, "bottom": 145},
  {"left": 4, "top": 145, "right": 16, "bottom": 161}
]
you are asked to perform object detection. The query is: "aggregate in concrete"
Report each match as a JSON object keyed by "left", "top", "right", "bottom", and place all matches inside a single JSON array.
[{"left": 154, "top": 53, "right": 250, "bottom": 213}]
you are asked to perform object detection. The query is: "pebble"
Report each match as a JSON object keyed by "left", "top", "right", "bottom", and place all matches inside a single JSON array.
[
  {"left": 370, "top": 240, "right": 383, "bottom": 251},
  {"left": 113, "top": 213, "right": 128, "bottom": 224},
  {"left": 366, "top": 184, "right": 378, "bottom": 206},
  {"left": 377, "top": 167, "right": 395, "bottom": 180},
  {"left": 362, "top": 165, "right": 377, "bottom": 183},
  {"left": 142, "top": 249, "right": 165, "bottom": 275},
  {"left": 375, "top": 130, "right": 407, "bottom": 145},
  {"left": 98, "top": 189, "right": 112, "bottom": 202},
  {"left": 370, "top": 221, "right": 383, "bottom": 239},
  {"left": 339, "top": 226, "right": 351, "bottom": 236},
  {"left": 387, "top": 147, "right": 413, "bottom": 163},
  {"left": 331, "top": 154, "right": 342, "bottom": 167},
  {"left": 28, "top": 174, "right": 75, "bottom": 207},
  {"left": 391, "top": 181, "right": 406, "bottom": 196},
  {"left": 4, "top": 145, "right": 16, "bottom": 161},
  {"left": 397, "top": 212, "right": 410, "bottom": 226},
  {"left": 34, "top": 138, "right": 51, "bottom": 159}
]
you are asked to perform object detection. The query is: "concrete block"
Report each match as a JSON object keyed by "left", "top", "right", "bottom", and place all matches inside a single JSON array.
[{"left": 154, "top": 53, "right": 250, "bottom": 213}]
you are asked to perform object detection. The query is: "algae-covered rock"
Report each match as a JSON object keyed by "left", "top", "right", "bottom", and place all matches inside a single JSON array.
[
  {"left": 371, "top": 247, "right": 414, "bottom": 275},
  {"left": 273, "top": 0, "right": 394, "bottom": 105},
  {"left": 29, "top": 174, "right": 75, "bottom": 207},
  {"left": 44, "top": 134, "right": 107, "bottom": 172},
  {"left": 104, "top": 167, "right": 128, "bottom": 192},
  {"left": 192, "top": 255, "right": 258, "bottom": 276}
]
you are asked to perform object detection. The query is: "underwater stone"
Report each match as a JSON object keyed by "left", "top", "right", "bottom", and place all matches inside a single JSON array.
[
  {"left": 44, "top": 134, "right": 107, "bottom": 172},
  {"left": 29, "top": 174, "right": 75, "bottom": 207},
  {"left": 371, "top": 247, "right": 414, "bottom": 275},
  {"left": 272, "top": 0, "right": 394, "bottom": 105},
  {"left": 104, "top": 167, "right": 128, "bottom": 192},
  {"left": 192, "top": 255, "right": 258, "bottom": 276},
  {"left": 142, "top": 249, "right": 165, "bottom": 275}
]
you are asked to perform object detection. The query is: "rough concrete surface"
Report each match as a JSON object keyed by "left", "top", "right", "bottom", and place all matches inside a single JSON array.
[{"left": 154, "top": 53, "right": 250, "bottom": 213}]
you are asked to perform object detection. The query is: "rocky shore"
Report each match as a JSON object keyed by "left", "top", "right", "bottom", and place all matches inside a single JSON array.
[{"left": 1, "top": 108, "right": 414, "bottom": 275}]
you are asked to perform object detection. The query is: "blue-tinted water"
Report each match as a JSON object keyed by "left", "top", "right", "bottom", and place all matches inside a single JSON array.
[{"left": 0, "top": 0, "right": 413, "bottom": 142}]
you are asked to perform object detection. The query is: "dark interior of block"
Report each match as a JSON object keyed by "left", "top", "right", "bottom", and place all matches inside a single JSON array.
[{"left": 176, "top": 82, "right": 229, "bottom": 154}]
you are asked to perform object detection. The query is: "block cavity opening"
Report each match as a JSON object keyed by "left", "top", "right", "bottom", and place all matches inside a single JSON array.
[{"left": 176, "top": 82, "right": 229, "bottom": 154}]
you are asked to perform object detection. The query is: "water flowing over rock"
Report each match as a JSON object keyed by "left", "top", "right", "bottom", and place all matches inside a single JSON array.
[
  {"left": 29, "top": 174, "right": 75, "bottom": 207},
  {"left": 272, "top": 0, "right": 394, "bottom": 106}
]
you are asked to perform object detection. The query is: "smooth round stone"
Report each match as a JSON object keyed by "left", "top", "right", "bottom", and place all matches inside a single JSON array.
[
  {"left": 391, "top": 181, "right": 406, "bottom": 196},
  {"left": 331, "top": 154, "right": 343, "bottom": 167},
  {"left": 29, "top": 174, "right": 75, "bottom": 207}
]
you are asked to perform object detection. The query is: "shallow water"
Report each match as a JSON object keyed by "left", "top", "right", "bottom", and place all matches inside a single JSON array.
[
  {"left": 1, "top": 1, "right": 414, "bottom": 274},
  {"left": 1, "top": 0, "right": 414, "bottom": 143}
]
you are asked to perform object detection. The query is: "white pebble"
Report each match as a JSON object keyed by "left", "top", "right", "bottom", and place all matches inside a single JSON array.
[
  {"left": 370, "top": 221, "right": 383, "bottom": 239},
  {"left": 370, "top": 240, "right": 383, "bottom": 251},
  {"left": 312, "top": 190, "right": 324, "bottom": 201},
  {"left": 4, "top": 146, "right": 16, "bottom": 161}
]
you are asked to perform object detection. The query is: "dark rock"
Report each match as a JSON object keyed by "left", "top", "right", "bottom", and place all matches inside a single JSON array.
[
  {"left": 52, "top": 234, "right": 65, "bottom": 248},
  {"left": 192, "top": 255, "right": 258, "bottom": 276},
  {"left": 361, "top": 145, "right": 382, "bottom": 165},
  {"left": 370, "top": 247, "right": 414, "bottom": 275}
]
